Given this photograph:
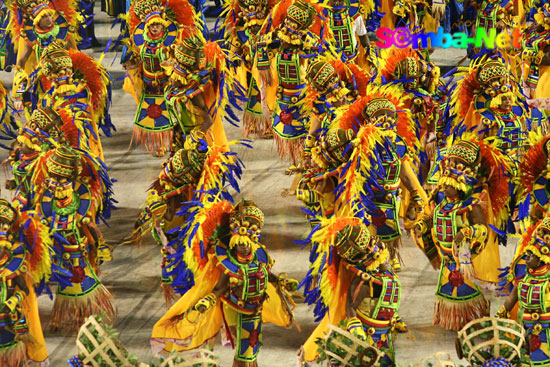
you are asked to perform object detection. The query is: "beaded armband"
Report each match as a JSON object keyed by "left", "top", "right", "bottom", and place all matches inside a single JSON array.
[
  {"left": 347, "top": 317, "right": 367, "bottom": 340},
  {"left": 13, "top": 66, "right": 29, "bottom": 101},
  {"left": 194, "top": 292, "right": 216, "bottom": 311},
  {"left": 296, "top": 189, "right": 319, "bottom": 205},
  {"left": 460, "top": 224, "right": 488, "bottom": 243},
  {"left": 4, "top": 291, "right": 25, "bottom": 313}
]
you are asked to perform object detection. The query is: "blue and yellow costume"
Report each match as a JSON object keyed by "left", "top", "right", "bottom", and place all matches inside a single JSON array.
[
  {"left": 151, "top": 200, "right": 298, "bottom": 367},
  {"left": 32, "top": 145, "right": 116, "bottom": 332},
  {"left": 415, "top": 137, "right": 510, "bottom": 331},
  {"left": 497, "top": 216, "right": 550, "bottom": 367},
  {"left": 124, "top": 0, "right": 198, "bottom": 155},
  {"left": 255, "top": 0, "right": 333, "bottom": 161},
  {"left": 0, "top": 199, "right": 51, "bottom": 367},
  {"left": 299, "top": 217, "right": 401, "bottom": 366}
]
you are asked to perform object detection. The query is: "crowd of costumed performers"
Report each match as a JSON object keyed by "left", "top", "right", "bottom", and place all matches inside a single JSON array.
[{"left": 1, "top": 0, "right": 550, "bottom": 366}]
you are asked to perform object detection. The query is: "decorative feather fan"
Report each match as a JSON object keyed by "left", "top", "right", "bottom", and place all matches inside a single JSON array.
[
  {"left": 167, "top": 200, "right": 233, "bottom": 294},
  {"left": 18, "top": 210, "right": 54, "bottom": 285},
  {"left": 300, "top": 216, "right": 360, "bottom": 321},
  {"left": 203, "top": 40, "right": 247, "bottom": 128},
  {"left": 67, "top": 50, "right": 115, "bottom": 136}
]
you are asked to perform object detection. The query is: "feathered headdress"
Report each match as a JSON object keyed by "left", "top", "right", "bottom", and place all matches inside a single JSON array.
[
  {"left": 377, "top": 47, "right": 440, "bottom": 94},
  {"left": 449, "top": 55, "right": 521, "bottom": 127},
  {"left": 260, "top": 0, "right": 331, "bottom": 39},
  {"left": 304, "top": 58, "right": 371, "bottom": 110},
  {"left": 0, "top": 199, "right": 53, "bottom": 286},
  {"left": 9, "top": 0, "right": 80, "bottom": 40},
  {"left": 336, "top": 84, "right": 417, "bottom": 150},
  {"left": 522, "top": 216, "right": 550, "bottom": 265},
  {"left": 438, "top": 133, "right": 513, "bottom": 231},
  {"left": 128, "top": 0, "right": 198, "bottom": 39},
  {"left": 517, "top": 130, "right": 550, "bottom": 223},
  {"left": 31, "top": 145, "right": 116, "bottom": 223},
  {"left": 222, "top": 0, "right": 276, "bottom": 37},
  {"left": 126, "top": 143, "right": 243, "bottom": 245}
]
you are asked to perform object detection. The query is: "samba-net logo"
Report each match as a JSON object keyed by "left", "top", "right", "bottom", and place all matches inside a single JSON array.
[{"left": 375, "top": 26, "right": 523, "bottom": 49}]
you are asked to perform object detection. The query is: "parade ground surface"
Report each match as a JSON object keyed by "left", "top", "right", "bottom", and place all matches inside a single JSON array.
[{"left": 0, "top": 8, "right": 519, "bottom": 367}]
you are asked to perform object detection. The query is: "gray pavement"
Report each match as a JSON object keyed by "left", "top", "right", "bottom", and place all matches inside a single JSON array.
[{"left": 0, "top": 7, "right": 520, "bottom": 367}]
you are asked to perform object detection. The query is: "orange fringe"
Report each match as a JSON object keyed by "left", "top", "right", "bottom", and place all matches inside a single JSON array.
[
  {"left": 433, "top": 295, "right": 489, "bottom": 331},
  {"left": 161, "top": 283, "right": 180, "bottom": 307},
  {"left": 50, "top": 284, "right": 116, "bottom": 333},
  {"left": 233, "top": 360, "right": 258, "bottom": 367},
  {"left": 242, "top": 112, "right": 270, "bottom": 138},
  {"left": 273, "top": 134, "right": 303, "bottom": 164},
  {"left": 0, "top": 340, "right": 27, "bottom": 367},
  {"left": 130, "top": 126, "right": 173, "bottom": 156}
]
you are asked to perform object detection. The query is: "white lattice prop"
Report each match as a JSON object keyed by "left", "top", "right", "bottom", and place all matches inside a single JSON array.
[
  {"left": 413, "top": 352, "right": 456, "bottom": 367},
  {"left": 159, "top": 349, "right": 219, "bottom": 367},
  {"left": 323, "top": 324, "right": 384, "bottom": 367},
  {"left": 456, "top": 316, "right": 524, "bottom": 365},
  {"left": 76, "top": 316, "right": 133, "bottom": 367}
]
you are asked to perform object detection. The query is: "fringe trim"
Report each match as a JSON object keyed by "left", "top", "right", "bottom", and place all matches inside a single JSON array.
[
  {"left": 50, "top": 284, "right": 117, "bottom": 333},
  {"left": 233, "top": 359, "right": 258, "bottom": 367},
  {"left": 161, "top": 283, "right": 179, "bottom": 307},
  {"left": 242, "top": 112, "right": 270, "bottom": 138},
  {"left": 130, "top": 126, "right": 173, "bottom": 157},
  {"left": 0, "top": 340, "right": 27, "bottom": 367},
  {"left": 433, "top": 294, "right": 489, "bottom": 331},
  {"left": 272, "top": 134, "right": 304, "bottom": 165}
]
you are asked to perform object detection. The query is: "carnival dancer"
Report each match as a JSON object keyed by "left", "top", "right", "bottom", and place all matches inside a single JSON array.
[
  {"left": 0, "top": 198, "right": 52, "bottom": 367},
  {"left": 522, "top": 4, "right": 550, "bottom": 103},
  {"left": 123, "top": 0, "right": 198, "bottom": 156},
  {"left": 6, "top": 106, "right": 85, "bottom": 211},
  {"left": 450, "top": 55, "right": 526, "bottom": 158},
  {"left": 497, "top": 215, "right": 550, "bottom": 367},
  {"left": 414, "top": 137, "right": 510, "bottom": 331},
  {"left": 126, "top": 136, "right": 243, "bottom": 304},
  {"left": 333, "top": 84, "right": 427, "bottom": 271},
  {"left": 254, "top": 0, "right": 333, "bottom": 162},
  {"left": 298, "top": 218, "right": 401, "bottom": 367},
  {"left": 31, "top": 145, "right": 116, "bottom": 332},
  {"left": 9, "top": 0, "right": 79, "bottom": 114},
  {"left": 163, "top": 36, "right": 241, "bottom": 152},
  {"left": 296, "top": 58, "right": 370, "bottom": 219},
  {"left": 151, "top": 199, "right": 299, "bottom": 367},
  {"left": 323, "top": 0, "right": 370, "bottom": 63},
  {"left": 377, "top": 48, "right": 442, "bottom": 184},
  {"left": 223, "top": 0, "right": 275, "bottom": 138},
  {"left": 37, "top": 42, "right": 114, "bottom": 161}
]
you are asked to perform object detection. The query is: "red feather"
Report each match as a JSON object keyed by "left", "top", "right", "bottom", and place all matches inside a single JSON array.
[
  {"left": 195, "top": 201, "right": 232, "bottom": 269},
  {"left": 68, "top": 49, "right": 107, "bottom": 114},
  {"left": 379, "top": 48, "right": 421, "bottom": 82},
  {"left": 477, "top": 138, "right": 512, "bottom": 222},
  {"left": 518, "top": 138, "right": 547, "bottom": 197}
]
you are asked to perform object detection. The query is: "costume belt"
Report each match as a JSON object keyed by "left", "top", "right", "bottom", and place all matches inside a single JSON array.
[
  {"left": 522, "top": 310, "right": 550, "bottom": 322},
  {"left": 356, "top": 311, "right": 393, "bottom": 331}
]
